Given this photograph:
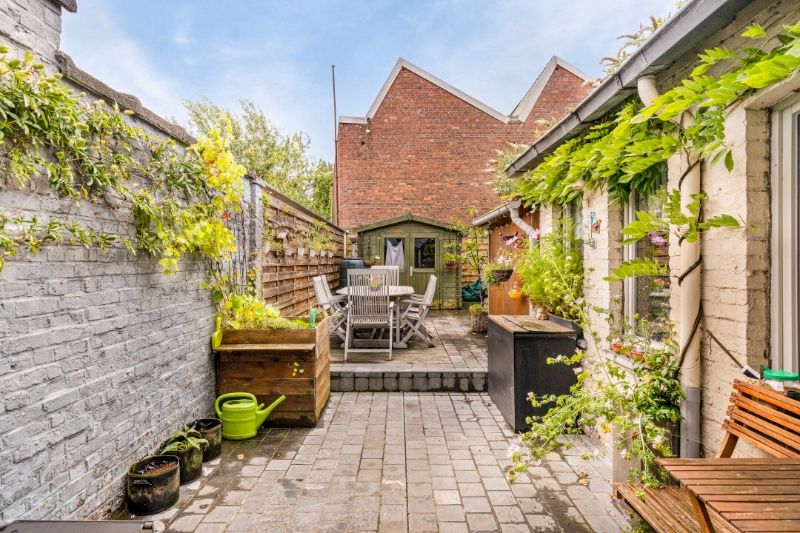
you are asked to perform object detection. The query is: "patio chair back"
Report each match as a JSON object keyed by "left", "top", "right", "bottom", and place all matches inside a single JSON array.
[
  {"left": 422, "top": 274, "right": 437, "bottom": 305},
  {"left": 313, "top": 275, "right": 331, "bottom": 309},
  {"left": 370, "top": 265, "right": 399, "bottom": 286},
  {"left": 347, "top": 269, "right": 391, "bottom": 320}
]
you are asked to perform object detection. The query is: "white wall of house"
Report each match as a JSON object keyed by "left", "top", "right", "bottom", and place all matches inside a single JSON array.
[{"left": 533, "top": 0, "right": 800, "bottom": 458}]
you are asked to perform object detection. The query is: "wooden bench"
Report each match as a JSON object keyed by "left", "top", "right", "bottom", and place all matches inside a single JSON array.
[{"left": 615, "top": 379, "right": 800, "bottom": 532}]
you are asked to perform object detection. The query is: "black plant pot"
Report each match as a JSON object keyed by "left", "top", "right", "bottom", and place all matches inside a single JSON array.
[
  {"left": 189, "top": 418, "right": 222, "bottom": 461},
  {"left": 160, "top": 445, "right": 204, "bottom": 484},
  {"left": 127, "top": 455, "right": 180, "bottom": 515},
  {"left": 492, "top": 269, "right": 513, "bottom": 283}
]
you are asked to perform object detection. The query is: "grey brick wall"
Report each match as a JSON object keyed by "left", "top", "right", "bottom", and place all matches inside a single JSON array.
[{"left": 0, "top": 0, "right": 218, "bottom": 520}]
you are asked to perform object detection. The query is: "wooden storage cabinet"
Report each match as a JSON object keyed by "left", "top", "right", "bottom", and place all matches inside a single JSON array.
[
  {"left": 487, "top": 315, "right": 577, "bottom": 432},
  {"left": 216, "top": 317, "right": 330, "bottom": 427}
]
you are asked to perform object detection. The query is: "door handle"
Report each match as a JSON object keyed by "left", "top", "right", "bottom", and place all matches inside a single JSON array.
[{"left": 410, "top": 267, "right": 415, "bottom": 276}]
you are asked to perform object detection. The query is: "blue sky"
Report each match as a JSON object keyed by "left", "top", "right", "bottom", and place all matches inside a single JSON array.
[{"left": 61, "top": 0, "right": 673, "bottom": 161}]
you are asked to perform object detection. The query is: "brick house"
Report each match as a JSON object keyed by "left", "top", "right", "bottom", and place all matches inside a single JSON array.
[
  {"left": 496, "top": 0, "right": 800, "bottom": 461},
  {"left": 334, "top": 57, "right": 592, "bottom": 233}
]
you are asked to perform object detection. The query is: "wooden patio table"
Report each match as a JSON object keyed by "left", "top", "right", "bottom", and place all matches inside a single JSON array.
[
  {"left": 336, "top": 285, "right": 415, "bottom": 348},
  {"left": 656, "top": 457, "right": 800, "bottom": 533}
]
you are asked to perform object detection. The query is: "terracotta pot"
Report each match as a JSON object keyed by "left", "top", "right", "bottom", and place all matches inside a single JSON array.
[{"left": 507, "top": 289, "right": 522, "bottom": 299}]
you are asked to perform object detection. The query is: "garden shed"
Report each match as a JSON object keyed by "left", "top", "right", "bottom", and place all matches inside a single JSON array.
[{"left": 355, "top": 214, "right": 461, "bottom": 309}]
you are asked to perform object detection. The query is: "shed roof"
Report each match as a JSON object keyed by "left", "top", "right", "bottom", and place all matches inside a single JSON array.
[{"left": 354, "top": 213, "right": 455, "bottom": 233}]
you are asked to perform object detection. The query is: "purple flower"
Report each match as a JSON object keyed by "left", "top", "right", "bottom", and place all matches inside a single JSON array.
[{"left": 649, "top": 232, "right": 667, "bottom": 247}]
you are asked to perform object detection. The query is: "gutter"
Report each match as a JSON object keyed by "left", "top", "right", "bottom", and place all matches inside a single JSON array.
[
  {"left": 506, "top": 0, "right": 753, "bottom": 176},
  {"left": 472, "top": 200, "right": 538, "bottom": 245}
]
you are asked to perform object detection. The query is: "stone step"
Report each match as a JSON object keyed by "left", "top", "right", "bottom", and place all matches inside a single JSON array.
[{"left": 330, "top": 369, "right": 487, "bottom": 392}]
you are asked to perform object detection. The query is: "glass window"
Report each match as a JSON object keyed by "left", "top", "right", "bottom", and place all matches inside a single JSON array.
[
  {"left": 414, "top": 238, "right": 435, "bottom": 268},
  {"left": 623, "top": 171, "right": 670, "bottom": 340},
  {"left": 771, "top": 99, "right": 800, "bottom": 372}
]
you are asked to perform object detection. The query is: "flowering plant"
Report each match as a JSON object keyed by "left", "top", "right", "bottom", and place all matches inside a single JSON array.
[{"left": 508, "top": 311, "right": 682, "bottom": 488}]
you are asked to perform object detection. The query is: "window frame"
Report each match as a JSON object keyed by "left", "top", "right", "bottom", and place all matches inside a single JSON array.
[{"left": 770, "top": 97, "right": 800, "bottom": 373}]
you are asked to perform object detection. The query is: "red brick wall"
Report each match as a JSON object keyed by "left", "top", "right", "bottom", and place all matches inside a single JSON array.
[{"left": 335, "top": 65, "right": 590, "bottom": 231}]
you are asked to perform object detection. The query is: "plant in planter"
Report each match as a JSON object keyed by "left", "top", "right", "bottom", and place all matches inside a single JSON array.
[
  {"left": 285, "top": 238, "right": 300, "bottom": 256},
  {"left": 159, "top": 426, "right": 208, "bottom": 484},
  {"left": 508, "top": 298, "right": 683, "bottom": 488},
  {"left": 362, "top": 254, "right": 382, "bottom": 266},
  {"left": 216, "top": 292, "right": 330, "bottom": 427},
  {"left": 126, "top": 455, "right": 180, "bottom": 515},
  {"left": 468, "top": 303, "right": 489, "bottom": 334},
  {"left": 188, "top": 418, "right": 222, "bottom": 461},
  {"left": 485, "top": 249, "right": 519, "bottom": 285},
  {"left": 517, "top": 220, "right": 583, "bottom": 322}
]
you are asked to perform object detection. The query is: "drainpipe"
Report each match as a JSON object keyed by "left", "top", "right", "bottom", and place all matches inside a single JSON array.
[
  {"left": 506, "top": 200, "right": 539, "bottom": 247},
  {"left": 637, "top": 75, "right": 701, "bottom": 458}
]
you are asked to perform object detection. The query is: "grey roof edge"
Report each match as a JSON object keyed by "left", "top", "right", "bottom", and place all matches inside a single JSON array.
[
  {"left": 339, "top": 116, "right": 368, "bottom": 125},
  {"left": 510, "top": 56, "right": 595, "bottom": 121},
  {"left": 56, "top": 52, "right": 342, "bottom": 232},
  {"left": 506, "top": 0, "right": 754, "bottom": 177},
  {"left": 471, "top": 202, "right": 511, "bottom": 227},
  {"left": 353, "top": 213, "right": 454, "bottom": 233},
  {"left": 358, "top": 57, "right": 510, "bottom": 124}
]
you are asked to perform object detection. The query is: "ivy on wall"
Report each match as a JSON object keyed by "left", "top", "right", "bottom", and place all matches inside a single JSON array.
[
  {"left": 0, "top": 47, "right": 246, "bottom": 274},
  {"left": 516, "top": 20, "right": 800, "bottom": 209}
]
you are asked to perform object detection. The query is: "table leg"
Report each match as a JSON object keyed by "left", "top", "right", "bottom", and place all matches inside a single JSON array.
[{"left": 688, "top": 492, "right": 715, "bottom": 533}]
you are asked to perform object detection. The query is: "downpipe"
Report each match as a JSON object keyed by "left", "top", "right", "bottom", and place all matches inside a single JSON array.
[{"left": 637, "top": 76, "right": 701, "bottom": 458}]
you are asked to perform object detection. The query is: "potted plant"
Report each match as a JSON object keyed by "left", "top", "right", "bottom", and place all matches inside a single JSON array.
[
  {"left": 486, "top": 250, "right": 516, "bottom": 283},
  {"left": 126, "top": 455, "right": 180, "bottom": 515},
  {"left": 159, "top": 426, "right": 208, "bottom": 484},
  {"left": 188, "top": 418, "right": 222, "bottom": 461},
  {"left": 362, "top": 254, "right": 381, "bottom": 266},
  {"left": 517, "top": 220, "right": 583, "bottom": 332},
  {"left": 285, "top": 238, "right": 300, "bottom": 256},
  {"left": 469, "top": 303, "right": 489, "bottom": 334},
  {"left": 215, "top": 293, "right": 331, "bottom": 427}
]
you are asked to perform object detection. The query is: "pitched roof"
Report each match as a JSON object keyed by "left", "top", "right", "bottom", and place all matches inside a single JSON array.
[
  {"left": 354, "top": 213, "right": 455, "bottom": 233},
  {"left": 509, "top": 56, "right": 594, "bottom": 121},
  {"left": 340, "top": 56, "right": 589, "bottom": 126}
]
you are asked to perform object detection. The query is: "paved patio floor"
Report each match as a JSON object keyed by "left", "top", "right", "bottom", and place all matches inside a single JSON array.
[
  {"left": 144, "top": 392, "right": 630, "bottom": 532},
  {"left": 330, "top": 311, "right": 487, "bottom": 372}
]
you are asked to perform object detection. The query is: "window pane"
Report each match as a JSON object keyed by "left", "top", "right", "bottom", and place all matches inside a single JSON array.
[
  {"left": 633, "top": 188, "right": 670, "bottom": 338},
  {"left": 414, "top": 238, "right": 435, "bottom": 268}
]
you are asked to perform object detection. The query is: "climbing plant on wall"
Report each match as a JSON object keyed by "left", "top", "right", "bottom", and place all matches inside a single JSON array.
[{"left": 0, "top": 46, "right": 246, "bottom": 275}]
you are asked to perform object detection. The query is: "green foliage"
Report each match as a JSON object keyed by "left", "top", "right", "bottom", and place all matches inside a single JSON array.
[
  {"left": 184, "top": 97, "right": 333, "bottom": 218},
  {"left": 161, "top": 426, "right": 208, "bottom": 454},
  {"left": 516, "top": 222, "right": 583, "bottom": 319},
  {"left": 468, "top": 303, "right": 488, "bottom": 316},
  {"left": 516, "top": 20, "right": 800, "bottom": 209},
  {"left": 218, "top": 292, "right": 311, "bottom": 330},
  {"left": 443, "top": 207, "right": 488, "bottom": 302},
  {"left": 517, "top": 102, "right": 678, "bottom": 207},
  {"left": 605, "top": 258, "right": 668, "bottom": 283},
  {"left": 621, "top": 190, "right": 742, "bottom": 247},
  {"left": 0, "top": 47, "right": 244, "bottom": 275},
  {"left": 488, "top": 143, "right": 529, "bottom": 199},
  {"left": 509, "top": 316, "right": 682, "bottom": 488}
]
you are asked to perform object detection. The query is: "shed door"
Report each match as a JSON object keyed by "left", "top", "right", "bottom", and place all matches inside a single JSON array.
[{"left": 408, "top": 233, "right": 439, "bottom": 306}]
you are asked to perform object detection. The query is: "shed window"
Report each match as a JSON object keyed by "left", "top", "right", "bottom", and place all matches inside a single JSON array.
[
  {"left": 384, "top": 238, "right": 405, "bottom": 268},
  {"left": 771, "top": 98, "right": 800, "bottom": 372},
  {"left": 623, "top": 170, "right": 670, "bottom": 339},
  {"left": 414, "top": 238, "right": 435, "bottom": 268}
]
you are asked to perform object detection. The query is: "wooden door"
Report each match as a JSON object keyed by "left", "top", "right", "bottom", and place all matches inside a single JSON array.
[{"left": 408, "top": 232, "right": 439, "bottom": 307}]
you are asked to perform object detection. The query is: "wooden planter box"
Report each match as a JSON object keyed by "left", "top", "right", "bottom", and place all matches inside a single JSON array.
[{"left": 216, "top": 316, "right": 330, "bottom": 427}]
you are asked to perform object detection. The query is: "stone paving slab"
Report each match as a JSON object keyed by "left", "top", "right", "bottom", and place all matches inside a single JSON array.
[
  {"left": 138, "top": 392, "right": 629, "bottom": 532},
  {"left": 331, "top": 312, "right": 488, "bottom": 392}
]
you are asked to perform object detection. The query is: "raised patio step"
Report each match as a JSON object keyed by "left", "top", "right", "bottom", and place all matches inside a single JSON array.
[{"left": 330, "top": 368, "right": 487, "bottom": 392}]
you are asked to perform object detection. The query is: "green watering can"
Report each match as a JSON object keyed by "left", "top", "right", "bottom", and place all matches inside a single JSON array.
[{"left": 214, "top": 392, "right": 286, "bottom": 440}]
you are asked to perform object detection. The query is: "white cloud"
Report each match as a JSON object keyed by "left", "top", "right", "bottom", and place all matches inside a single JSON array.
[{"left": 61, "top": 2, "right": 186, "bottom": 123}]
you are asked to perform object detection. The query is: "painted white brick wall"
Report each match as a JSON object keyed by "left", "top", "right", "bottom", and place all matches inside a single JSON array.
[{"left": 0, "top": 0, "right": 217, "bottom": 519}]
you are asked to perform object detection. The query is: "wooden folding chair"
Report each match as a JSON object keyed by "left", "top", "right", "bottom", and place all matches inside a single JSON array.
[
  {"left": 400, "top": 275, "right": 437, "bottom": 347},
  {"left": 344, "top": 269, "right": 394, "bottom": 361}
]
